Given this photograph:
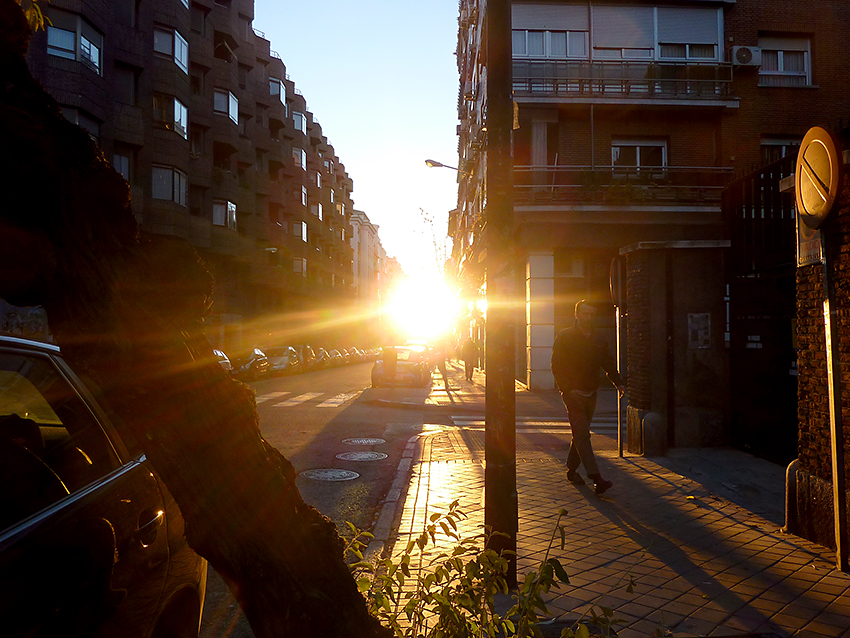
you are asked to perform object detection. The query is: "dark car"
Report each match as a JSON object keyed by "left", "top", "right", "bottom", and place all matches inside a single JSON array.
[
  {"left": 327, "top": 349, "right": 345, "bottom": 367},
  {"left": 232, "top": 348, "right": 270, "bottom": 381},
  {"left": 0, "top": 335, "right": 207, "bottom": 638},
  {"left": 371, "top": 345, "right": 432, "bottom": 387},
  {"left": 265, "top": 346, "right": 300, "bottom": 376}
]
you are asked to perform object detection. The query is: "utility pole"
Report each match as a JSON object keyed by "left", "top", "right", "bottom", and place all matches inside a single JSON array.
[{"left": 483, "top": 0, "right": 517, "bottom": 587}]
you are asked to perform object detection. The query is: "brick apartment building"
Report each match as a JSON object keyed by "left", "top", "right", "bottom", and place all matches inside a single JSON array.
[
  {"left": 453, "top": 0, "right": 850, "bottom": 449},
  {"left": 22, "top": 0, "right": 378, "bottom": 354}
]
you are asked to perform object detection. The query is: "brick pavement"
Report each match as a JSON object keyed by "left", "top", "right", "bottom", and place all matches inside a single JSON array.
[{"left": 389, "top": 364, "right": 850, "bottom": 638}]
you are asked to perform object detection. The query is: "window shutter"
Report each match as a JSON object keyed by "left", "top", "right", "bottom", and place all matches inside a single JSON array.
[
  {"left": 592, "top": 5, "right": 654, "bottom": 49},
  {"left": 512, "top": 3, "right": 588, "bottom": 30},
  {"left": 657, "top": 7, "right": 720, "bottom": 45}
]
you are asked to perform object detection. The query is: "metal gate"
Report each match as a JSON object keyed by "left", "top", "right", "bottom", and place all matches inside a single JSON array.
[{"left": 723, "top": 154, "right": 798, "bottom": 464}]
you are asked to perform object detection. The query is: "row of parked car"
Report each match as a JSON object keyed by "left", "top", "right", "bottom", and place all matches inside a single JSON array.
[{"left": 213, "top": 345, "right": 380, "bottom": 381}]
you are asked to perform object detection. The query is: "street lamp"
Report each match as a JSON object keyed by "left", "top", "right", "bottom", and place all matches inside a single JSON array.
[{"left": 425, "top": 159, "right": 471, "bottom": 176}]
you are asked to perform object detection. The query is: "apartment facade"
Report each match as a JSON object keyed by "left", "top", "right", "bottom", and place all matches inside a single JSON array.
[
  {"left": 24, "top": 0, "right": 359, "bottom": 353},
  {"left": 454, "top": 0, "right": 850, "bottom": 446}
]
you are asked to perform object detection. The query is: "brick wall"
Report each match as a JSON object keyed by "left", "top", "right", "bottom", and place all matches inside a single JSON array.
[{"left": 626, "top": 251, "right": 651, "bottom": 411}]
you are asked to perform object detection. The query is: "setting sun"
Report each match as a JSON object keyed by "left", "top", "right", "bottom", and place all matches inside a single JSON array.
[{"left": 385, "top": 274, "right": 461, "bottom": 343}]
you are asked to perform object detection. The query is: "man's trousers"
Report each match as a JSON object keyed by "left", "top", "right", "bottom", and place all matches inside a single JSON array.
[{"left": 561, "top": 390, "right": 599, "bottom": 476}]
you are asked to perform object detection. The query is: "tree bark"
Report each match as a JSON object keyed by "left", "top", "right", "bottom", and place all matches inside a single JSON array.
[{"left": 0, "top": 4, "right": 391, "bottom": 636}]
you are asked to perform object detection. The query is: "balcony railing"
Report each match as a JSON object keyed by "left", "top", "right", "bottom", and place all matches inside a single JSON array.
[
  {"left": 512, "top": 60, "right": 734, "bottom": 100},
  {"left": 514, "top": 166, "right": 734, "bottom": 205}
]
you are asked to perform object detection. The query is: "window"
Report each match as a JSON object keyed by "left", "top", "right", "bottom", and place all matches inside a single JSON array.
[
  {"left": 293, "top": 111, "right": 307, "bottom": 134},
  {"left": 213, "top": 200, "right": 237, "bottom": 229},
  {"left": 61, "top": 107, "right": 99, "bottom": 143},
  {"left": 324, "top": 159, "right": 334, "bottom": 174},
  {"left": 293, "top": 221, "right": 307, "bottom": 242},
  {"left": 301, "top": 185, "right": 308, "bottom": 206},
  {"left": 213, "top": 90, "right": 238, "bottom": 124},
  {"left": 761, "top": 138, "right": 800, "bottom": 165},
  {"left": 759, "top": 36, "right": 811, "bottom": 86},
  {"left": 47, "top": 26, "right": 75, "bottom": 59},
  {"left": 114, "top": 65, "right": 137, "bottom": 105},
  {"left": 612, "top": 139, "right": 667, "bottom": 170},
  {"left": 270, "top": 77, "right": 284, "bottom": 101},
  {"left": 190, "top": 127, "right": 203, "bottom": 157},
  {"left": 329, "top": 189, "right": 334, "bottom": 204},
  {"left": 191, "top": 4, "right": 206, "bottom": 33},
  {"left": 312, "top": 203, "right": 323, "bottom": 221},
  {"left": 659, "top": 43, "right": 715, "bottom": 60},
  {"left": 154, "top": 28, "right": 188, "bottom": 74},
  {"left": 152, "top": 94, "right": 187, "bottom": 139},
  {"left": 293, "top": 258, "right": 307, "bottom": 276},
  {"left": 190, "top": 65, "right": 205, "bottom": 95},
  {"left": 293, "top": 147, "right": 306, "bottom": 170},
  {"left": 512, "top": 29, "right": 587, "bottom": 58},
  {"left": 113, "top": 145, "right": 135, "bottom": 183},
  {"left": 46, "top": 11, "right": 103, "bottom": 75},
  {"left": 316, "top": 172, "right": 322, "bottom": 188},
  {"left": 113, "top": 154, "right": 130, "bottom": 182},
  {"left": 0, "top": 351, "right": 120, "bottom": 520},
  {"left": 152, "top": 165, "right": 188, "bottom": 206}
]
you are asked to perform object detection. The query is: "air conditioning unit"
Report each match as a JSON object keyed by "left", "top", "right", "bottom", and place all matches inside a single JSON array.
[{"left": 732, "top": 46, "right": 762, "bottom": 66}]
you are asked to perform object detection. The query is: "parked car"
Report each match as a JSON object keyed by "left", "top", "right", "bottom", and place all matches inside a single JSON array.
[
  {"left": 371, "top": 345, "right": 432, "bottom": 387},
  {"left": 265, "top": 346, "right": 300, "bottom": 376},
  {"left": 232, "top": 348, "right": 270, "bottom": 381},
  {"left": 293, "top": 344, "right": 316, "bottom": 371},
  {"left": 313, "top": 348, "right": 331, "bottom": 369},
  {"left": 327, "top": 349, "right": 345, "bottom": 366},
  {"left": 0, "top": 335, "right": 207, "bottom": 638},
  {"left": 213, "top": 349, "right": 232, "bottom": 374}
]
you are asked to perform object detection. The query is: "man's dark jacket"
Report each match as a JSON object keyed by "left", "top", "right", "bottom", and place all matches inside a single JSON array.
[{"left": 551, "top": 325, "right": 623, "bottom": 393}]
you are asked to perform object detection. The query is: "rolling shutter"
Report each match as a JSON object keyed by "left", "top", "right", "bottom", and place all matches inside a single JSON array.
[
  {"left": 657, "top": 6, "right": 721, "bottom": 44},
  {"left": 512, "top": 3, "right": 589, "bottom": 31},
  {"left": 592, "top": 5, "right": 654, "bottom": 49}
]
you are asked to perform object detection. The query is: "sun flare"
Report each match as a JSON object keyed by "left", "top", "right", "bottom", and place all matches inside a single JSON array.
[{"left": 385, "top": 274, "right": 461, "bottom": 343}]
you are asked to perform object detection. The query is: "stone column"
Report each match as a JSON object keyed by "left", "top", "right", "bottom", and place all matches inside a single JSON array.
[{"left": 526, "top": 252, "right": 555, "bottom": 390}]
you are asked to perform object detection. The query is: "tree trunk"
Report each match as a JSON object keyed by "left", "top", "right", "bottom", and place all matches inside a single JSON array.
[{"left": 0, "top": 4, "right": 391, "bottom": 636}]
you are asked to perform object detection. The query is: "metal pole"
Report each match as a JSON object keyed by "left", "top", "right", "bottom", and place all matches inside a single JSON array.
[
  {"left": 821, "top": 233, "right": 849, "bottom": 572},
  {"left": 484, "top": 0, "right": 517, "bottom": 588},
  {"left": 617, "top": 308, "right": 623, "bottom": 458}
]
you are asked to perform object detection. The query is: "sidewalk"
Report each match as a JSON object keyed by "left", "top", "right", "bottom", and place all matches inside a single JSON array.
[{"left": 389, "top": 363, "right": 850, "bottom": 637}]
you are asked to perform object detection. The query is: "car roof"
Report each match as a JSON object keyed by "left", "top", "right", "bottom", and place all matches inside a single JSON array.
[{"left": 0, "top": 334, "right": 60, "bottom": 354}]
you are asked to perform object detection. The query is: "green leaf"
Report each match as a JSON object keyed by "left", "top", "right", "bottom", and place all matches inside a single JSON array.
[
  {"left": 357, "top": 577, "right": 371, "bottom": 592},
  {"left": 576, "top": 624, "right": 591, "bottom": 638},
  {"left": 430, "top": 512, "right": 442, "bottom": 522},
  {"left": 547, "top": 558, "right": 571, "bottom": 585},
  {"left": 559, "top": 524, "right": 566, "bottom": 550}
]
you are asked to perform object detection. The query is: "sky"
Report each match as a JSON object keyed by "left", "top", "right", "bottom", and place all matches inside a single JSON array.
[{"left": 253, "top": 1, "right": 462, "bottom": 281}]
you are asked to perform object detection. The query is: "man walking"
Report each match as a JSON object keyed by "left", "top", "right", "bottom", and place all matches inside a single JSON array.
[
  {"left": 461, "top": 336, "right": 479, "bottom": 381},
  {"left": 551, "top": 300, "right": 625, "bottom": 495}
]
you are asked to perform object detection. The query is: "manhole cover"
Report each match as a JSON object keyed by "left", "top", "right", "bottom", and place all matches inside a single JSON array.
[
  {"left": 342, "top": 437, "right": 386, "bottom": 446},
  {"left": 300, "top": 469, "right": 360, "bottom": 481},
  {"left": 335, "top": 451, "right": 388, "bottom": 461}
]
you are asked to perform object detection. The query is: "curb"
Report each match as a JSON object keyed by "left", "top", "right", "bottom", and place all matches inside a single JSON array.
[{"left": 365, "top": 430, "right": 430, "bottom": 563}]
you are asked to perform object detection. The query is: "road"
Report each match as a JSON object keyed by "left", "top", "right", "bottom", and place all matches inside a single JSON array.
[{"left": 199, "top": 359, "right": 438, "bottom": 637}]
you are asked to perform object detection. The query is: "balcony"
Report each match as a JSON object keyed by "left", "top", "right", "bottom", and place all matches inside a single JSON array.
[
  {"left": 514, "top": 166, "right": 733, "bottom": 206},
  {"left": 512, "top": 60, "right": 735, "bottom": 104}
]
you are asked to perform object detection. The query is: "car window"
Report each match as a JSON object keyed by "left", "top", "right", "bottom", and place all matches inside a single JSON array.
[{"left": 0, "top": 352, "right": 121, "bottom": 529}]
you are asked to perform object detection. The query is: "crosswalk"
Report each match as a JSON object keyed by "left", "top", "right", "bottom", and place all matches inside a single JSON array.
[{"left": 255, "top": 390, "right": 362, "bottom": 408}]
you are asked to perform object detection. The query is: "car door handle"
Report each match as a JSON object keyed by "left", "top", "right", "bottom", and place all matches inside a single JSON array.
[{"left": 135, "top": 509, "right": 164, "bottom": 547}]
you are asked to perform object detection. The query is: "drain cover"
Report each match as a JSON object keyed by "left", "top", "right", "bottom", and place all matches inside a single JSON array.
[
  {"left": 300, "top": 469, "right": 360, "bottom": 481},
  {"left": 335, "top": 451, "right": 388, "bottom": 461},
  {"left": 342, "top": 437, "right": 386, "bottom": 446}
]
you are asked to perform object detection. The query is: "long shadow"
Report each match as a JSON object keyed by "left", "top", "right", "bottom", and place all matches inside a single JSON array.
[{"left": 543, "top": 454, "right": 833, "bottom": 634}]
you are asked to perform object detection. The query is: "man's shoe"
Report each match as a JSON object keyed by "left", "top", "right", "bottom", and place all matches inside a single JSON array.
[
  {"left": 567, "top": 470, "right": 585, "bottom": 485},
  {"left": 594, "top": 478, "right": 613, "bottom": 495}
]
